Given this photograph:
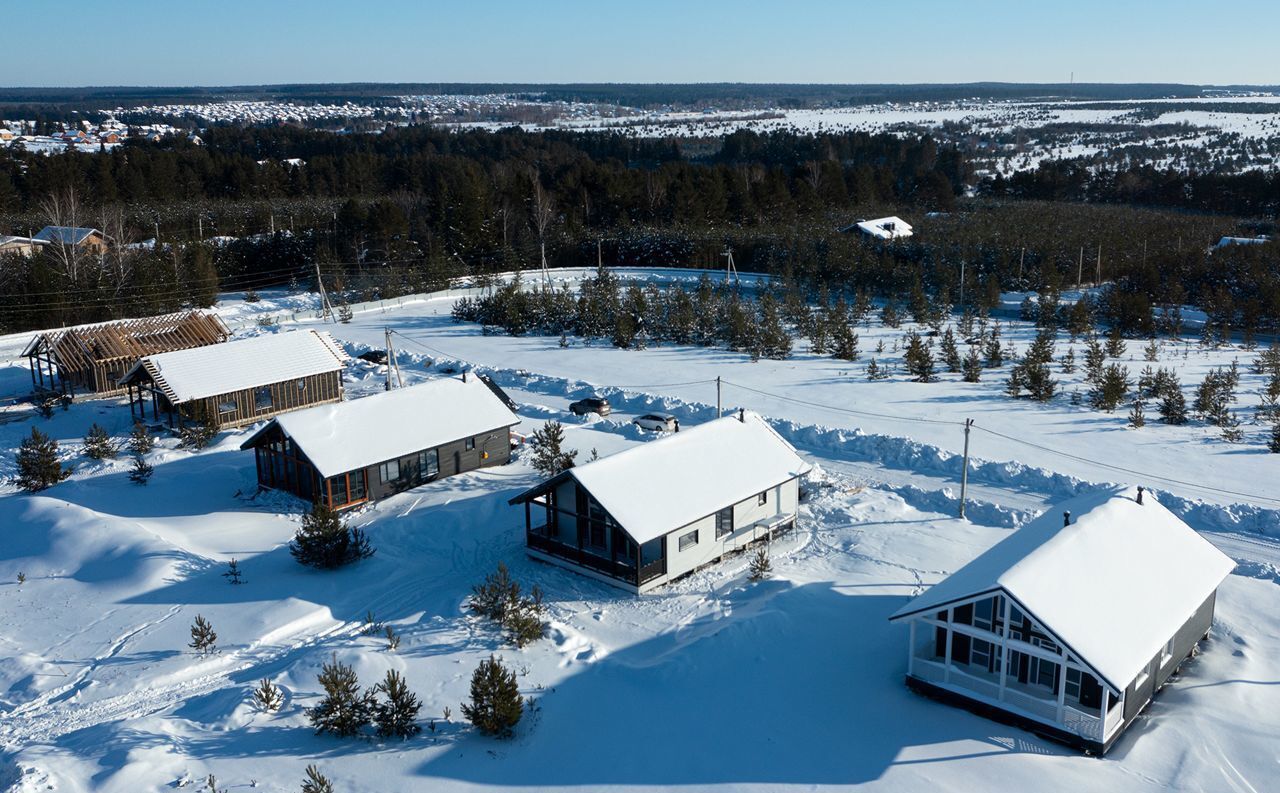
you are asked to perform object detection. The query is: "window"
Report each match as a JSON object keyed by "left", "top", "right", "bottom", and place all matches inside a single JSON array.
[
  {"left": 971, "top": 638, "right": 992, "bottom": 670},
  {"left": 715, "top": 507, "right": 734, "bottom": 539},
  {"left": 465, "top": 437, "right": 476, "bottom": 451},
  {"left": 1134, "top": 667, "right": 1150, "bottom": 689},
  {"left": 757, "top": 491, "right": 768, "bottom": 506},
  {"left": 348, "top": 471, "right": 366, "bottom": 501},
  {"left": 952, "top": 603, "right": 973, "bottom": 626},
  {"left": 254, "top": 386, "right": 274, "bottom": 412},
  {"left": 973, "top": 598, "right": 994, "bottom": 632},
  {"left": 1159, "top": 638, "right": 1174, "bottom": 666},
  {"left": 587, "top": 502, "right": 608, "bottom": 549},
  {"left": 418, "top": 449, "right": 439, "bottom": 480},
  {"left": 217, "top": 400, "right": 237, "bottom": 415},
  {"left": 678, "top": 529, "right": 699, "bottom": 551},
  {"left": 1065, "top": 667, "right": 1082, "bottom": 700},
  {"left": 379, "top": 459, "right": 400, "bottom": 483}
]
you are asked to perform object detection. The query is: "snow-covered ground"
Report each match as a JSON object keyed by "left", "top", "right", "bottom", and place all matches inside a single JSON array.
[{"left": 2, "top": 280, "right": 1279, "bottom": 792}]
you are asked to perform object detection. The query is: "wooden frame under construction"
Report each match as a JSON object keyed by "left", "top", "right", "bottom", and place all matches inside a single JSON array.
[{"left": 23, "top": 311, "right": 231, "bottom": 398}]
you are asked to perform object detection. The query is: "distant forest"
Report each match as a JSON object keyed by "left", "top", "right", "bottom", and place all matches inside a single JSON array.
[{"left": 0, "top": 123, "right": 1277, "bottom": 339}]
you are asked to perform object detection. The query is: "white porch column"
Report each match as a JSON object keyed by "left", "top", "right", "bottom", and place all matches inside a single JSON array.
[
  {"left": 943, "top": 609, "right": 953, "bottom": 684},
  {"left": 1100, "top": 688, "right": 1111, "bottom": 736},
  {"left": 907, "top": 620, "right": 916, "bottom": 677},
  {"left": 1055, "top": 661, "right": 1068, "bottom": 723},
  {"left": 997, "top": 596, "right": 1011, "bottom": 702}
]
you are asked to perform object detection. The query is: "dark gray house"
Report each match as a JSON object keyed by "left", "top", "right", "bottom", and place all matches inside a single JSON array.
[
  {"left": 240, "top": 374, "right": 519, "bottom": 510},
  {"left": 889, "top": 486, "right": 1234, "bottom": 754}
]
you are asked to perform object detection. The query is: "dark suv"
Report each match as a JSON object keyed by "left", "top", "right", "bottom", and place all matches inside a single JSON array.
[{"left": 569, "top": 396, "right": 612, "bottom": 417}]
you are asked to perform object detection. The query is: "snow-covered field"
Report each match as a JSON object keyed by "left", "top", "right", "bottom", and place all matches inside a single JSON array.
[{"left": 2, "top": 280, "right": 1279, "bottom": 792}]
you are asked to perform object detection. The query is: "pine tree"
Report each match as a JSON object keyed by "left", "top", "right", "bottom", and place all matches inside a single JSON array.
[
  {"left": 1268, "top": 421, "right": 1280, "bottom": 453},
  {"left": 1105, "top": 326, "right": 1127, "bottom": 359},
  {"left": 830, "top": 318, "right": 859, "bottom": 361},
  {"left": 290, "top": 504, "right": 375, "bottom": 569},
  {"left": 253, "top": 678, "right": 284, "bottom": 712},
  {"left": 129, "top": 454, "right": 154, "bottom": 485},
  {"left": 940, "top": 327, "right": 961, "bottom": 373},
  {"left": 300, "top": 765, "right": 334, "bottom": 793},
  {"left": 1158, "top": 386, "right": 1188, "bottom": 425},
  {"left": 461, "top": 655, "right": 523, "bottom": 738},
  {"left": 528, "top": 421, "right": 577, "bottom": 477},
  {"left": 748, "top": 545, "right": 772, "bottom": 581},
  {"left": 308, "top": 654, "right": 373, "bottom": 737},
  {"left": 1060, "top": 348, "right": 1076, "bottom": 374},
  {"left": 223, "top": 558, "right": 244, "bottom": 585},
  {"left": 962, "top": 347, "right": 982, "bottom": 383},
  {"left": 83, "top": 423, "right": 117, "bottom": 460},
  {"left": 15, "top": 428, "right": 69, "bottom": 492},
  {"left": 865, "top": 358, "right": 887, "bottom": 381},
  {"left": 189, "top": 615, "right": 217, "bottom": 654},
  {"left": 470, "top": 563, "right": 546, "bottom": 648},
  {"left": 1004, "top": 367, "right": 1023, "bottom": 398},
  {"left": 1090, "top": 364, "right": 1131, "bottom": 412},
  {"left": 1128, "top": 399, "right": 1146, "bottom": 428},
  {"left": 373, "top": 669, "right": 422, "bottom": 740},
  {"left": 879, "top": 301, "right": 901, "bottom": 328},
  {"left": 1143, "top": 339, "right": 1159, "bottom": 362},
  {"left": 179, "top": 406, "right": 219, "bottom": 450},
  {"left": 1083, "top": 337, "right": 1106, "bottom": 383},
  {"left": 983, "top": 324, "right": 1004, "bottom": 368},
  {"left": 903, "top": 332, "right": 936, "bottom": 382},
  {"left": 128, "top": 422, "right": 154, "bottom": 455}
]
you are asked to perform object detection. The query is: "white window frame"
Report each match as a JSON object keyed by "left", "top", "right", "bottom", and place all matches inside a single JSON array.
[
  {"left": 1159, "top": 637, "right": 1174, "bottom": 666},
  {"left": 1134, "top": 667, "right": 1150, "bottom": 690},
  {"left": 678, "top": 529, "right": 699, "bottom": 552}
]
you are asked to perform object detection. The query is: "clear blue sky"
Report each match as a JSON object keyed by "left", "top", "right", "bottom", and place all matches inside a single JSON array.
[{"left": 6, "top": 0, "right": 1277, "bottom": 87}]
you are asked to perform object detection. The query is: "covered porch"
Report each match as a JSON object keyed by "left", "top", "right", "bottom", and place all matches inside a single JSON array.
[{"left": 516, "top": 477, "right": 667, "bottom": 589}]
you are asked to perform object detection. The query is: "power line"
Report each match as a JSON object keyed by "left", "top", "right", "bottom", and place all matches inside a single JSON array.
[{"left": 721, "top": 379, "right": 965, "bottom": 426}]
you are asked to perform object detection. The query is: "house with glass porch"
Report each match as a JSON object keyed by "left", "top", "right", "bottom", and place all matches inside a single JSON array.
[
  {"left": 889, "top": 486, "right": 1234, "bottom": 754},
  {"left": 511, "top": 411, "right": 811, "bottom": 593}
]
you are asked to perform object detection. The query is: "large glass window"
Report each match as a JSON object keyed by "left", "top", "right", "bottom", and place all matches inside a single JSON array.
[
  {"left": 715, "top": 507, "right": 733, "bottom": 538},
  {"left": 587, "top": 502, "right": 608, "bottom": 549},
  {"left": 379, "top": 459, "right": 400, "bottom": 483},
  {"left": 973, "top": 598, "right": 994, "bottom": 631},
  {"left": 349, "top": 470, "right": 366, "bottom": 501},
  {"left": 418, "top": 449, "right": 440, "bottom": 481}
]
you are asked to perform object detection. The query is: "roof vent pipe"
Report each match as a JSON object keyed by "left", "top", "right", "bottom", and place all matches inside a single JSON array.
[
  {"left": 1063, "top": 511, "right": 1071, "bottom": 527},
  {"left": 738, "top": 408, "right": 745, "bottom": 423},
  {"left": 462, "top": 370, "right": 468, "bottom": 383},
  {"left": 1137, "top": 486, "right": 1144, "bottom": 505}
]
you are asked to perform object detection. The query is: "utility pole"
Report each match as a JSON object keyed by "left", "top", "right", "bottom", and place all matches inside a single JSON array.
[
  {"left": 1077, "top": 246, "right": 1083, "bottom": 287},
  {"left": 597, "top": 238, "right": 603, "bottom": 269},
  {"left": 716, "top": 376, "right": 722, "bottom": 417},
  {"left": 270, "top": 214, "right": 275, "bottom": 235},
  {"left": 1096, "top": 245, "right": 1103, "bottom": 284},
  {"left": 540, "top": 240, "right": 550, "bottom": 288},
  {"left": 959, "top": 418, "right": 974, "bottom": 519},
  {"left": 314, "top": 260, "right": 334, "bottom": 322},
  {"left": 1017, "top": 247, "right": 1025, "bottom": 283},
  {"left": 959, "top": 259, "right": 966, "bottom": 308},
  {"left": 383, "top": 328, "right": 402, "bottom": 391},
  {"left": 197, "top": 216, "right": 202, "bottom": 241},
  {"left": 722, "top": 246, "right": 738, "bottom": 286}
]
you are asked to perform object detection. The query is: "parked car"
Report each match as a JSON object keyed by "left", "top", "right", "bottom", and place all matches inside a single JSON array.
[
  {"left": 633, "top": 413, "right": 678, "bottom": 432},
  {"left": 569, "top": 396, "right": 612, "bottom": 417}
]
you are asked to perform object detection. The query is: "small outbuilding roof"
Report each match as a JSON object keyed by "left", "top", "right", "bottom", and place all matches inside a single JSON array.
[
  {"left": 890, "top": 487, "right": 1234, "bottom": 692},
  {"left": 121, "top": 329, "right": 348, "bottom": 404},
  {"left": 841, "top": 216, "right": 914, "bottom": 240},
  {"left": 240, "top": 376, "right": 520, "bottom": 478},
  {"left": 513, "top": 412, "right": 810, "bottom": 545}
]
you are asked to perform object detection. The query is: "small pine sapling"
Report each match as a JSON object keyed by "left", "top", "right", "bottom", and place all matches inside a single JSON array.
[
  {"left": 307, "top": 654, "right": 373, "bottom": 738},
  {"left": 361, "top": 610, "right": 384, "bottom": 635},
  {"left": 300, "top": 765, "right": 334, "bottom": 793},
  {"left": 179, "top": 407, "right": 220, "bottom": 450},
  {"left": 14, "top": 427, "right": 70, "bottom": 492},
  {"left": 528, "top": 421, "right": 577, "bottom": 477},
  {"left": 129, "top": 454, "right": 154, "bottom": 485},
  {"left": 384, "top": 625, "right": 400, "bottom": 652},
  {"left": 749, "top": 544, "right": 772, "bottom": 581},
  {"left": 1128, "top": 399, "right": 1146, "bottom": 428},
  {"left": 253, "top": 678, "right": 284, "bottom": 712},
  {"left": 223, "top": 558, "right": 245, "bottom": 585},
  {"left": 1268, "top": 421, "right": 1280, "bottom": 454},
  {"left": 189, "top": 614, "right": 217, "bottom": 654},
  {"left": 373, "top": 668, "right": 422, "bottom": 740},
  {"left": 83, "top": 423, "right": 118, "bottom": 460},
  {"left": 16, "top": 571, "right": 26, "bottom": 585},
  {"left": 461, "top": 655, "right": 523, "bottom": 738},
  {"left": 128, "top": 422, "right": 155, "bottom": 455}
]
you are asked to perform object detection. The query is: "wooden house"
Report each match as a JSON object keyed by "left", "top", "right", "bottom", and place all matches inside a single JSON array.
[
  {"left": 510, "top": 411, "right": 811, "bottom": 593},
  {"left": 0, "top": 235, "right": 46, "bottom": 258},
  {"left": 240, "top": 374, "right": 520, "bottom": 510},
  {"left": 120, "top": 330, "right": 349, "bottom": 430},
  {"left": 888, "top": 487, "right": 1234, "bottom": 755},
  {"left": 33, "top": 226, "right": 112, "bottom": 253},
  {"left": 23, "top": 310, "right": 230, "bottom": 397}
]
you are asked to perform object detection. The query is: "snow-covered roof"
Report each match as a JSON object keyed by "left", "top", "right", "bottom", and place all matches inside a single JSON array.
[
  {"left": 891, "top": 487, "right": 1234, "bottom": 691},
  {"left": 519, "top": 412, "right": 810, "bottom": 545},
  {"left": 122, "top": 330, "right": 348, "bottom": 403},
  {"left": 33, "top": 226, "right": 102, "bottom": 245},
  {"left": 846, "top": 216, "right": 913, "bottom": 240},
  {"left": 240, "top": 376, "right": 519, "bottom": 478},
  {"left": 1214, "top": 235, "right": 1269, "bottom": 249}
]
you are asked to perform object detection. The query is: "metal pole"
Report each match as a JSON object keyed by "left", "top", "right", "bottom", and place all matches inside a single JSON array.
[
  {"left": 959, "top": 259, "right": 966, "bottom": 308},
  {"left": 716, "top": 376, "right": 722, "bottom": 418},
  {"left": 384, "top": 328, "right": 393, "bottom": 392},
  {"left": 959, "top": 418, "right": 973, "bottom": 519}
]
